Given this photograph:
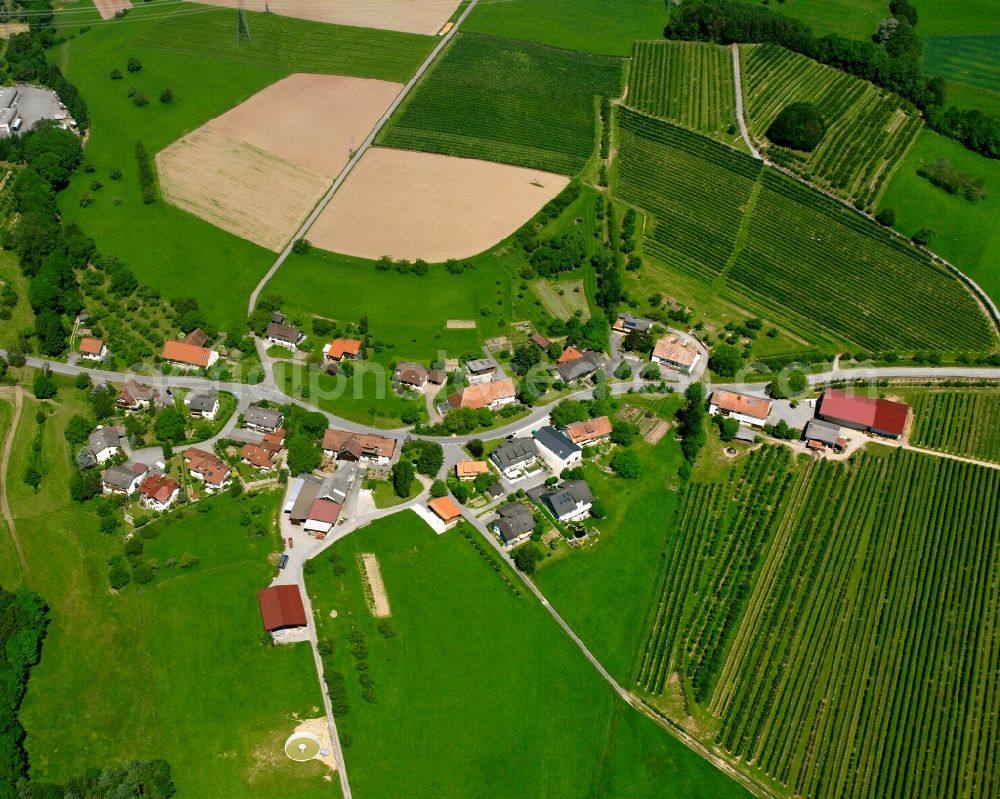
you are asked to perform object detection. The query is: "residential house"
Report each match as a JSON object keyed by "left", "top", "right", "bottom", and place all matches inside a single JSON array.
[
  {"left": 447, "top": 378, "right": 517, "bottom": 412},
  {"left": 428, "top": 496, "right": 463, "bottom": 528},
  {"left": 183, "top": 328, "right": 209, "bottom": 347},
  {"left": 243, "top": 406, "right": 284, "bottom": 433},
  {"left": 242, "top": 443, "right": 274, "bottom": 472},
  {"left": 651, "top": 335, "right": 701, "bottom": 375},
  {"left": 533, "top": 426, "right": 582, "bottom": 473},
  {"left": 455, "top": 460, "right": 489, "bottom": 481},
  {"left": 490, "top": 438, "right": 539, "bottom": 480},
  {"left": 465, "top": 358, "right": 498, "bottom": 385},
  {"left": 613, "top": 313, "right": 653, "bottom": 334},
  {"left": 395, "top": 362, "right": 428, "bottom": 389},
  {"left": 161, "top": 340, "right": 218, "bottom": 369},
  {"left": 491, "top": 502, "right": 535, "bottom": 547},
  {"left": 486, "top": 482, "right": 504, "bottom": 500},
  {"left": 322, "top": 429, "right": 396, "bottom": 465},
  {"left": 816, "top": 389, "right": 909, "bottom": 439},
  {"left": 257, "top": 585, "right": 307, "bottom": 632},
  {"left": 78, "top": 337, "right": 107, "bottom": 362},
  {"left": 556, "top": 351, "right": 604, "bottom": 383},
  {"left": 183, "top": 447, "right": 231, "bottom": 491},
  {"left": 101, "top": 462, "right": 147, "bottom": 496},
  {"left": 116, "top": 379, "right": 159, "bottom": 411},
  {"left": 709, "top": 389, "right": 771, "bottom": 428},
  {"left": 260, "top": 429, "right": 286, "bottom": 456},
  {"left": 557, "top": 346, "right": 584, "bottom": 364},
  {"left": 322, "top": 338, "right": 362, "bottom": 362},
  {"left": 539, "top": 480, "right": 594, "bottom": 523},
  {"left": 265, "top": 321, "right": 305, "bottom": 351},
  {"left": 138, "top": 473, "right": 180, "bottom": 511},
  {"left": 303, "top": 497, "right": 342, "bottom": 535},
  {"left": 565, "top": 416, "right": 612, "bottom": 446},
  {"left": 185, "top": 391, "right": 220, "bottom": 420},
  {"left": 88, "top": 426, "right": 122, "bottom": 464}
]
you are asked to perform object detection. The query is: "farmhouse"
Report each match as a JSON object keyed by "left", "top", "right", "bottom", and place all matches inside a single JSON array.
[
  {"left": 491, "top": 502, "right": 535, "bottom": 547},
  {"left": 613, "top": 313, "right": 653, "bottom": 334},
  {"left": 78, "top": 337, "right": 107, "bottom": 362},
  {"left": 557, "top": 346, "right": 584, "bottom": 364},
  {"left": 289, "top": 478, "right": 322, "bottom": 525},
  {"left": 183, "top": 447, "right": 231, "bottom": 491},
  {"left": 304, "top": 497, "right": 342, "bottom": 535},
  {"left": 651, "top": 336, "right": 701, "bottom": 374},
  {"left": 265, "top": 321, "right": 305, "bottom": 351},
  {"left": 322, "top": 428, "right": 396, "bottom": 465},
  {"left": 395, "top": 361, "right": 429, "bottom": 389},
  {"left": 465, "top": 358, "right": 498, "bottom": 385},
  {"left": 490, "top": 438, "right": 539, "bottom": 479},
  {"left": 709, "top": 389, "right": 771, "bottom": 428},
  {"left": 322, "top": 338, "right": 362, "bottom": 362},
  {"left": 428, "top": 496, "right": 463, "bottom": 528},
  {"left": 539, "top": 480, "right": 594, "bottom": 523},
  {"left": 803, "top": 419, "right": 846, "bottom": 450},
  {"left": 257, "top": 585, "right": 307, "bottom": 633},
  {"left": 138, "top": 474, "right": 180, "bottom": 511},
  {"left": 565, "top": 416, "right": 612, "bottom": 446},
  {"left": 533, "top": 426, "right": 582, "bottom": 473},
  {"left": 185, "top": 391, "right": 220, "bottom": 420},
  {"left": 242, "top": 443, "right": 274, "bottom": 471},
  {"left": 243, "top": 406, "right": 284, "bottom": 432},
  {"left": 447, "top": 378, "right": 517, "bottom": 412},
  {"left": 456, "top": 460, "right": 489, "bottom": 481},
  {"left": 101, "top": 462, "right": 147, "bottom": 496},
  {"left": 161, "top": 340, "right": 219, "bottom": 369},
  {"left": 88, "top": 426, "right": 123, "bottom": 463},
  {"left": 557, "top": 351, "right": 604, "bottom": 383},
  {"left": 816, "top": 389, "right": 909, "bottom": 439},
  {"left": 183, "top": 328, "right": 209, "bottom": 347},
  {"left": 116, "top": 379, "right": 160, "bottom": 411}
]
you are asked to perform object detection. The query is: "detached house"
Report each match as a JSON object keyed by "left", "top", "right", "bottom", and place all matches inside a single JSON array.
[
  {"left": 539, "top": 480, "right": 594, "bottom": 523},
  {"left": 89, "top": 426, "right": 123, "bottom": 464},
  {"left": 243, "top": 406, "right": 284, "bottom": 433},
  {"left": 78, "top": 337, "right": 107, "bottom": 362},
  {"left": 322, "top": 338, "right": 362, "bottom": 362},
  {"left": 455, "top": 460, "right": 489, "bottom": 481},
  {"left": 556, "top": 351, "right": 604, "bottom": 383},
  {"left": 565, "top": 416, "right": 612, "bottom": 446},
  {"left": 162, "top": 340, "right": 218, "bottom": 370},
  {"left": 652, "top": 336, "right": 701, "bottom": 375},
  {"left": 116, "top": 379, "right": 160, "bottom": 411},
  {"left": 395, "top": 362, "right": 428, "bottom": 389},
  {"left": 490, "top": 438, "right": 539, "bottom": 480},
  {"left": 491, "top": 502, "right": 535, "bottom": 548},
  {"left": 322, "top": 429, "right": 396, "bottom": 465},
  {"left": 265, "top": 321, "right": 305, "bottom": 351},
  {"left": 185, "top": 391, "right": 220, "bottom": 420},
  {"left": 533, "top": 426, "right": 582, "bottom": 473},
  {"left": 138, "top": 473, "right": 180, "bottom": 511},
  {"left": 447, "top": 378, "right": 516, "bottom": 412},
  {"left": 183, "top": 447, "right": 231, "bottom": 491},
  {"left": 242, "top": 443, "right": 274, "bottom": 472},
  {"left": 709, "top": 389, "right": 771, "bottom": 428},
  {"left": 101, "top": 462, "right": 147, "bottom": 496},
  {"left": 613, "top": 313, "right": 653, "bottom": 334}
]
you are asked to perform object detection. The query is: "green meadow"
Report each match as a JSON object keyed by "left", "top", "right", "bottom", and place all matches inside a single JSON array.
[
  {"left": 307, "top": 511, "right": 750, "bottom": 799},
  {"left": 4, "top": 378, "right": 332, "bottom": 796}
]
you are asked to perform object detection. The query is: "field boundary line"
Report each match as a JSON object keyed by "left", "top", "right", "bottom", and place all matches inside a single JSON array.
[{"left": 0, "top": 387, "right": 26, "bottom": 579}]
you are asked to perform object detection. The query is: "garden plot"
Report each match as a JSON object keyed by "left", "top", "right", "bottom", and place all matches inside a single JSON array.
[
  {"left": 156, "top": 74, "right": 402, "bottom": 251},
  {"left": 185, "top": 0, "right": 459, "bottom": 35},
  {"left": 307, "top": 148, "right": 568, "bottom": 261},
  {"left": 359, "top": 553, "right": 391, "bottom": 617}
]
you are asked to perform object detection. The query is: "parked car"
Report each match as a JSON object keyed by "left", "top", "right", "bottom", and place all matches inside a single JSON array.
[{"left": 279, "top": 554, "right": 289, "bottom": 569}]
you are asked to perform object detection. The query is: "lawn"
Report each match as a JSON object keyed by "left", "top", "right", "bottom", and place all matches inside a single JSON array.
[
  {"left": 6, "top": 378, "right": 334, "bottom": 796},
  {"left": 306, "top": 511, "right": 750, "bottom": 798},
  {"left": 464, "top": 0, "right": 667, "bottom": 56},
  {"left": 368, "top": 477, "right": 421, "bottom": 508},
  {"left": 534, "top": 398, "right": 684, "bottom": 683},
  {"left": 757, "top": 0, "right": 884, "bottom": 39},
  {"left": 530, "top": 277, "right": 591, "bottom": 320},
  {"left": 879, "top": 128, "right": 1000, "bottom": 305},
  {"left": 0, "top": 251, "right": 33, "bottom": 352}
]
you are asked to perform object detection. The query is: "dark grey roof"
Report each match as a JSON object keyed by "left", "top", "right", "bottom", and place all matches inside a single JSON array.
[
  {"left": 265, "top": 321, "right": 303, "bottom": 344},
  {"left": 564, "top": 480, "right": 594, "bottom": 505},
  {"left": 465, "top": 358, "right": 497, "bottom": 373},
  {"left": 541, "top": 479, "right": 594, "bottom": 518},
  {"left": 526, "top": 484, "right": 548, "bottom": 501},
  {"left": 490, "top": 438, "right": 538, "bottom": 468},
  {"left": 270, "top": 311, "right": 286, "bottom": 324},
  {"left": 187, "top": 392, "right": 218, "bottom": 413},
  {"left": 486, "top": 482, "right": 503, "bottom": 498},
  {"left": 494, "top": 514, "right": 535, "bottom": 544},
  {"left": 804, "top": 418, "right": 842, "bottom": 445},
  {"left": 244, "top": 406, "right": 283, "bottom": 429},
  {"left": 617, "top": 313, "right": 653, "bottom": 332},
  {"left": 557, "top": 352, "right": 603, "bottom": 383},
  {"left": 102, "top": 464, "right": 139, "bottom": 490},
  {"left": 735, "top": 426, "right": 756, "bottom": 443},
  {"left": 89, "top": 426, "right": 120, "bottom": 452},
  {"left": 533, "top": 426, "right": 581, "bottom": 461},
  {"left": 497, "top": 501, "right": 533, "bottom": 519}
]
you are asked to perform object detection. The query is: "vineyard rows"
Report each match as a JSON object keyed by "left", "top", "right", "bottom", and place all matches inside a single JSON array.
[
  {"left": 910, "top": 390, "right": 1000, "bottom": 463},
  {"left": 380, "top": 33, "right": 623, "bottom": 175},
  {"left": 741, "top": 44, "right": 921, "bottom": 207},
  {"left": 628, "top": 41, "right": 736, "bottom": 134},
  {"left": 701, "top": 449, "right": 1000, "bottom": 799},
  {"left": 615, "top": 107, "right": 760, "bottom": 282}
]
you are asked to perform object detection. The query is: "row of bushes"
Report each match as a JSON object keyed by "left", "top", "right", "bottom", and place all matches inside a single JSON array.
[{"left": 135, "top": 140, "right": 155, "bottom": 204}]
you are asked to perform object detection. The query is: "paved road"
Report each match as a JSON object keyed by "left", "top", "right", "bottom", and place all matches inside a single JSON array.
[{"left": 731, "top": 44, "right": 762, "bottom": 160}]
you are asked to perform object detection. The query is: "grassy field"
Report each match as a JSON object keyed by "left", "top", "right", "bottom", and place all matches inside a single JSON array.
[
  {"left": 638, "top": 444, "right": 1000, "bottom": 799},
  {"left": 57, "top": 5, "right": 432, "bottom": 335},
  {"left": 741, "top": 44, "right": 921, "bottom": 207},
  {"left": 380, "top": 33, "right": 623, "bottom": 175},
  {"left": 615, "top": 109, "right": 995, "bottom": 353},
  {"left": 925, "top": 35, "right": 1000, "bottom": 96},
  {"left": 530, "top": 277, "right": 591, "bottom": 320},
  {"left": 907, "top": 389, "right": 1000, "bottom": 463},
  {"left": 464, "top": 0, "right": 666, "bottom": 56},
  {"left": 306, "top": 511, "right": 750, "bottom": 798},
  {"left": 879, "top": 128, "right": 1000, "bottom": 305},
  {"left": 4, "top": 377, "right": 332, "bottom": 796},
  {"left": 0, "top": 251, "right": 33, "bottom": 352},
  {"left": 754, "top": 0, "right": 883, "bottom": 39}
]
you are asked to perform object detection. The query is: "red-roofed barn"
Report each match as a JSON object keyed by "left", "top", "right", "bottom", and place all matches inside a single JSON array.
[
  {"left": 817, "top": 389, "right": 909, "bottom": 439},
  {"left": 257, "top": 585, "right": 307, "bottom": 632}
]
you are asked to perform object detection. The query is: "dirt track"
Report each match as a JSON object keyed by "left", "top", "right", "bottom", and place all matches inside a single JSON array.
[{"left": 0, "top": 387, "right": 26, "bottom": 577}]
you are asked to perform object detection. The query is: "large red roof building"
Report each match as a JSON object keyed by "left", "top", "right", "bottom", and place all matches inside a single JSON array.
[
  {"left": 817, "top": 389, "right": 909, "bottom": 439},
  {"left": 257, "top": 585, "right": 307, "bottom": 631}
]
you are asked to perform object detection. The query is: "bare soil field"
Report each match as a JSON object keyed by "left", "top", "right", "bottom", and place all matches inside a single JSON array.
[
  {"left": 185, "top": 0, "right": 459, "bottom": 35},
  {"left": 307, "top": 148, "right": 569, "bottom": 262},
  {"left": 446, "top": 319, "right": 476, "bottom": 329},
  {"left": 91, "top": 0, "right": 131, "bottom": 20},
  {"left": 157, "top": 74, "right": 402, "bottom": 251},
  {"left": 360, "top": 553, "right": 391, "bottom": 617},
  {"left": 0, "top": 20, "right": 29, "bottom": 36}
]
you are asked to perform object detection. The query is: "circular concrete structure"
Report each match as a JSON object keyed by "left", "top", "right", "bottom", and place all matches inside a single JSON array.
[{"left": 284, "top": 731, "right": 322, "bottom": 762}]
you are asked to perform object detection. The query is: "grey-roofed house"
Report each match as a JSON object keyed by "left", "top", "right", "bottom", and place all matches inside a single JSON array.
[
  {"left": 804, "top": 418, "right": 844, "bottom": 449},
  {"left": 486, "top": 482, "right": 503, "bottom": 499},
  {"left": 243, "top": 406, "right": 284, "bottom": 432},
  {"left": 613, "top": 313, "right": 653, "bottom": 333},
  {"left": 491, "top": 503, "right": 536, "bottom": 548},
  {"left": 265, "top": 321, "right": 305, "bottom": 351},
  {"left": 557, "top": 351, "right": 604, "bottom": 383},
  {"left": 533, "top": 426, "right": 582, "bottom": 473},
  {"left": 490, "top": 438, "right": 539, "bottom": 479},
  {"left": 465, "top": 357, "right": 498, "bottom": 385},
  {"left": 540, "top": 480, "right": 594, "bottom": 522},
  {"left": 101, "top": 463, "right": 146, "bottom": 496},
  {"left": 89, "top": 426, "right": 122, "bottom": 464},
  {"left": 185, "top": 391, "right": 220, "bottom": 420}
]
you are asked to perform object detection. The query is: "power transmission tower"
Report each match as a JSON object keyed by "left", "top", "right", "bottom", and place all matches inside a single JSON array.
[{"left": 236, "top": 0, "right": 251, "bottom": 43}]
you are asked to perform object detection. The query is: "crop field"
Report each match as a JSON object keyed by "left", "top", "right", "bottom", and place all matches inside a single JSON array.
[
  {"left": 306, "top": 511, "right": 750, "bottom": 798},
  {"left": 380, "top": 33, "right": 624, "bottom": 175},
  {"left": 628, "top": 41, "right": 737, "bottom": 136},
  {"left": 741, "top": 45, "right": 921, "bottom": 206},
  {"left": 615, "top": 107, "right": 762, "bottom": 283},
  {"left": 908, "top": 390, "right": 1000, "bottom": 463},
  {"left": 637, "top": 446, "right": 1000, "bottom": 799}
]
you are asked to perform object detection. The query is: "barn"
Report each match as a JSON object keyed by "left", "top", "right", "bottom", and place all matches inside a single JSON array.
[{"left": 816, "top": 389, "right": 909, "bottom": 439}]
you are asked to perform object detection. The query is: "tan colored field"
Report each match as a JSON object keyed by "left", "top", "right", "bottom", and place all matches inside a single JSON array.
[
  {"left": 308, "top": 149, "right": 570, "bottom": 262},
  {"left": 91, "top": 0, "right": 131, "bottom": 20},
  {"left": 156, "top": 74, "right": 401, "bottom": 251},
  {"left": 360, "top": 553, "right": 391, "bottom": 617},
  {"left": 185, "top": 0, "right": 459, "bottom": 35},
  {"left": 0, "top": 20, "right": 29, "bottom": 37}
]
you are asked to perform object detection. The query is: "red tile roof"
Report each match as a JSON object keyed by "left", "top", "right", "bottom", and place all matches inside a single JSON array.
[
  {"left": 242, "top": 443, "right": 274, "bottom": 469},
  {"left": 456, "top": 460, "right": 489, "bottom": 478},
  {"left": 447, "top": 378, "right": 516, "bottom": 410},
  {"left": 138, "top": 474, "right": 179, "bottom": 504},
  {"left": 307, "top": 498, "right": 342, "bottom": 525},
  {"left": 557, "top": 346, "right": 584, "bottom": 364},
  {"left": 429, "top": 496, "right": 462, "bottom": 522},
  {"left": 818, "top": 390, "right": 909, "bottom": 437},
  {"left": 257, "top": 585, "right": 307, "bottom": 631},
  {"left": 183, "top": 447, "right": 230, "bottom": 487},
  {"left": 565, "top": 416, "right": 613, "bottom": 444},
  {"left": 162, "top": 340, "right": 214, "bottom": 367},
  {"left": 711, "top": 389, "right": 771, "bottom": 421},
  {"left": 79, "top": 337, "right": 104, "bottom": 355},
  {"left": 325, "top": 339, "right": 361, "bottom": 360}
]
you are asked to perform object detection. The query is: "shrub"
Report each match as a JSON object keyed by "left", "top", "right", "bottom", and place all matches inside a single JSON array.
[
  {"left": 875, "top": 207, "right": 896, "bottom": 226},
  {"left": 159, "top": 88, "right": 173, "bottom": 104},
  {"left": 767, "top": 102, "right": 826, "bottom": 151},
  {"left": 126, "top": 56, "right": 142, "bottom": 72}
]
